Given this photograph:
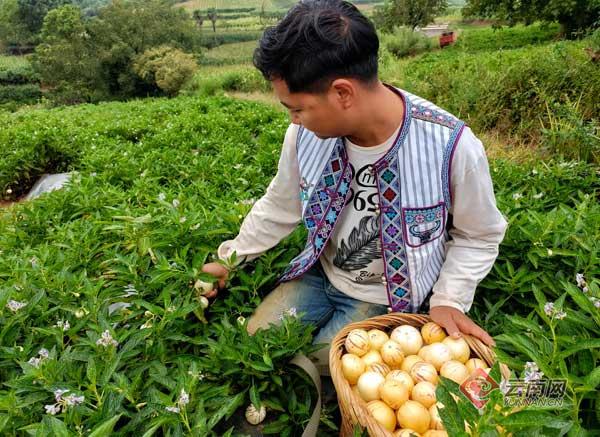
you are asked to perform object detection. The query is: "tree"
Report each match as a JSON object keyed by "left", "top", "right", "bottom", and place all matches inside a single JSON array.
[
  {"left": 16, "top": 0, "right": 70, "bottom": 35},
  {"left": 133, "top": 45, "right": 198, "bottom": 96},
  {"left": 463, "top": 0, "right": 600, "bottom": 38},
  {"left": 0, "top": 0, "right": 35, "bottom": 51},
  {"left": 373, "top": 0, "right": 448, "bottom": 32},
  {"left": 32, "top": 0, "right": 201, "bottom": 102},
  {"left": 206, "top": 7, "right": 217, "bottom": 33},
  {"left": 33, "top": 4, "right": 106, "bottom": 103}
]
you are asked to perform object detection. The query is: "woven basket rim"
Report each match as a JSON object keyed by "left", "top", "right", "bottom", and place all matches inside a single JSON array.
[{"left": 329, "top": 313, "right": 507, "bottom": 437}]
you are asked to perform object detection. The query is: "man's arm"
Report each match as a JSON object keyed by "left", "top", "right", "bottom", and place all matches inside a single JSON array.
[
  {"left": 202, "top": 123, "right": 302, "bottom": 297},
  {"left": 429, "top": 127, "right": 508, "bottom": 345},
  {"left": 217, "top": 123, "right": 303, "bottom": 266}
]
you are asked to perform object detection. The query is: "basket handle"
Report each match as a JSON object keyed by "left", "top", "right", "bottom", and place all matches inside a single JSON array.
[{"left": 290, "top": 354, "right": 322, "bottom": 437}]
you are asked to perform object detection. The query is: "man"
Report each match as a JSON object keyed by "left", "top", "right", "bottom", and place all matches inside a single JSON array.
[{"left": 201, "top": 0, "right": 507, "bottom": 372}]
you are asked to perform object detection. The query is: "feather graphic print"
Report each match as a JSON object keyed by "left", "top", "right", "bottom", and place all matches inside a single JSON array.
[{"left": 333, "top": 215, "right": 381, "bottom": 271}]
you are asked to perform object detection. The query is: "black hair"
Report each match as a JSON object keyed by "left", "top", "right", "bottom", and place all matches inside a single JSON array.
[{"left": 253, "top": 0, "right": 379, "bottom": 93}]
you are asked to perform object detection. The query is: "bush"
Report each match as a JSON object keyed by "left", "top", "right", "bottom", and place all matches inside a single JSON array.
[
  {"left": 133, "top": 46, "right": 198, "bottom": 96},
  {"left": 32, "top": 0, "right": 202, "bottom": 104},
  {"left": 382, "top": 26, "right": 435, "bottom": 58},
  {"left": 0, "top": 83, "right": 41, "bottom": 104},
  {"left": 0, "top": 62, "right": 39, "bottom": 85},
  {"left": 453, "top": 23, "right": 561, "bottom": 52},
  {"left": 381, "top": 39, "right": 600, "bottom": 144}
]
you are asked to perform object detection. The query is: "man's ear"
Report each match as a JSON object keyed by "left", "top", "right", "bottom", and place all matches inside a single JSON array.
[{"left": 330, "top": 79, "right": 356, "bottom": 110}]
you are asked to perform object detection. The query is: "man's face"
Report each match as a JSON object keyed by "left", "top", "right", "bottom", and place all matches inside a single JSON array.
[{"left": 271, "top": 78, "right": 352, "bottom": 139}]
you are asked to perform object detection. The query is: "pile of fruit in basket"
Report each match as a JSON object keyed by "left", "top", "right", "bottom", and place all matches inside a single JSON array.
[{"left": 341, "top": 322, "right": 492, "bottom": 436}]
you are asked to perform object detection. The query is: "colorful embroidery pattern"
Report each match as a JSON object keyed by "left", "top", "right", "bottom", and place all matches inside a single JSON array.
[
  {"left": 279, "top": 138, "right": 353, "bottom": 282},
  {"left": 402, "top": 204, "right": 445, "bottom": 248},
  {"left": 411, "top": 105, "right": 459, "bottom": 129}
]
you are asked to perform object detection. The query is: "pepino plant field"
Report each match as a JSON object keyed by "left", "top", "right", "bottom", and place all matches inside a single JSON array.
[{"left": 0, "top": 94, "right": 599, "bottom": 435}]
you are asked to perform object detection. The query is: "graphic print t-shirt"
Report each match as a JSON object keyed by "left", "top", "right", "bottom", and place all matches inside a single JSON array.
[{"left": 320, "top": 124, "right": 402, "bottom": 305}]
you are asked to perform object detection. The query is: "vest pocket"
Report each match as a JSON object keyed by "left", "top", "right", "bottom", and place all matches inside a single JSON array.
[{"left": 402, "top": 203, "right": 446, "bottom": 248}]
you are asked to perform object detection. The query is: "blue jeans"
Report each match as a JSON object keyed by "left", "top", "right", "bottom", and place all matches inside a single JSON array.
[{"left": 247, "top": 260, "right": 390, "bottom": 374}]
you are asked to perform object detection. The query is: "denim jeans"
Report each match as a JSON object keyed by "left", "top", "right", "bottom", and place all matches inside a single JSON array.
[{"left": 248, "top": 260, "right": 390, "bottom": 374}]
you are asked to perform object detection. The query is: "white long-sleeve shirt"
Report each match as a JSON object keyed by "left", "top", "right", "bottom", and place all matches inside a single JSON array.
[{"left": 218, "top": 122, "right": 508, "bottom": 313}]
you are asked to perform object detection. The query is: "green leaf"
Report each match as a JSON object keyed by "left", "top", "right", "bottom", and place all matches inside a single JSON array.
[
  {"left": 88, "top": 414, "right": 121, "bottom": 437},
  {"left": 436, "top": 377, "right": 470, "bottom": 437},
  {"left": 502, "top": 411, "right": 572, "bottom": 429},
  {"left": 43, "top": 416, "right": 69, "bottom": 437},
  {"left": 250, "top": 383, "right": 261, "bottom": 409},
  {"left": 206, "top": 392, "right": 245, "bottom": 430},
  {"left": 558, "top": 339, "right": 600, "bottom": 359}
]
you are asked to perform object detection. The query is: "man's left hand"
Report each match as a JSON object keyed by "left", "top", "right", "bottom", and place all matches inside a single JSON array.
[{"left": 429, "top": 305, "right": 495, "bottom": 347}]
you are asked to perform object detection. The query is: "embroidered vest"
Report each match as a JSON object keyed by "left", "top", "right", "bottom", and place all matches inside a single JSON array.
[{"left": 278, "top": 87, "right": 466, "bottom": 313}]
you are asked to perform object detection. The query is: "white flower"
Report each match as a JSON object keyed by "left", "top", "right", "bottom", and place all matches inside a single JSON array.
[
  {"left": 236, "top": 316, "right": 246, "bottom": 325},
  {"left": 54, "top": 389, "right": 69, "bottom": 402},
  {"left": 543, "top": 302, "right": 555, "bottom": 316},
  {"left": 531, "top": 169, "right": 538, "bottom": 175},
  {"left": 239, "top": 198, "right": 256, "bottom": 206},
  {"left": 178, "top": 389, "right": 189, "bottom": 406},
  {"left": 172, "top": 199, "right": 180, "bottom": 208},
  {"left": 165, "top": 406, "right": 180, "bottom": 413},
  {"left": 523, "top": 361, "right": 544, "bottom": 383},
  {"left": 6, "top": 300, "right": 27, "bottom": 312},
  {"left": 6, "top": 188, "right": 13, "bottom": 194},
  {"left": 54, "top": 320, "right": 70, "bottom": 331},
  {"left": 91, "top": 172, "right": 97, "bottom": 177},
  {"left": 96, "top": 330, "right": 118, "bottom": 347},
  {"left": 533, "top": 192, "right": 544, "bottom": 199},
  {"left": 544, "top": 301, "right": 567, "bottom": 320},
  {"left": 512, "top": 193, "right": 523, "bottom": 200},
  {"left": 140, "top": 320, "right": 153, "bottom": 329},
  {"left": 278, "top": 307, "right": 298, "bottom": 320},
  {"left": 590, "top": 297, "right": 600, "bottom": 308},
  {"left": 582, "top": 286, "right": 589, "bottom": 293},
  {"left": 28, "top": 357, "right": 42, "bottom": 368},
  {"left": 63, "top": 394, "right": 85, "bottom": 406},
  {"left": 39, "top": 348, "right": 49, "bottom": 359},
  {"left": 547, "top": 249, "right": 553, "bottom": 256},
  {"left": 555, "top": 310, "right": 567, "bottom": 320},
  {"left": 576, "top": 273, "right": 587, "bottom": 289},
  {"left": 179, "top": 216, "right": 187, "bottom": 223},
  {"left": 30, "top": 257, "right": 39, "bottom": 268},
  {"left": 158, "top": 193, "right": 166, "bottom": 201},
  {"left": 45, "top": 404, "right": 61, "bottom": 415},
  {"left": 233, "top": 164, "right": 242, "bottom": 170}
]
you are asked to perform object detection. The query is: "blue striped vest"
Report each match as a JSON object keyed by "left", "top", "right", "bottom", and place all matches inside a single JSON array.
[{"left": 278, "top": 87, "right": 466, "bottom": 313}]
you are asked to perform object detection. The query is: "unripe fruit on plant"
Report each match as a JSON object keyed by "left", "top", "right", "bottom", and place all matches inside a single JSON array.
[
  {"left": 357, "top": 371, "right": 385, "bottom": 402},
  {"left": 245, "top": 403, "right": 266, "bottom": 425},
  {"left": 429, "top": 402, "right": 445, "bottom": 430},
  {"left": 391, "top": 325, "right": 423, "bottom": 355},
  {"left": 198, "top": 295, "right": 209, "bottom": 309},
  {"left": 380, "top": 379, "right": 410, "bottom": 409},
  {"left": 368, "top": 329, "right": 389, "bottom": 351},
  {"left": 194, "top": 279, "right": 214, "bottom": 294},
  {"left": 367, "top": 400, "right": 397, "bottom": 432},
  {"left": 386, "top": 370, "right": 414, "bottom": 393},
  {"left": 341, "top": 353, "right": 365, "bottom": 385},
  {"left": 440, "top": 360, "right": 470, "bottom": 385},
  {"left": 465, "top": 358, "right": 487, "bottom": 373},
  {"left": 400, "top": 355, "right": 422, "bottom": 373},
  {"left": 419, "top": 342, "right": 453, "bottom": 371},
  {"left": 410, "top": 361, "right": 439, "bottom": 385},
  {"left": 396, "top": 400, "right": 430, "bottom": 434},
  {"left": 421, "top": 322, "right": 447, "bottom": 344},
  {"left": 362, "top": 350, "right": 383, "bottom": 367},
  {"left": 368, "top": 362, "right": 391, "bottom": 378},
  {"left": 381, "top": 340, "right": 405, "bottom": 367},
  {"left": 442, "top": 337, "right": 470, "bottom": 363},
  {"left": 411, "top": 381, "right": 437, "bottom": 408},
  {"left": 345, "top": 329, "right": 370, "bottom": 356}
]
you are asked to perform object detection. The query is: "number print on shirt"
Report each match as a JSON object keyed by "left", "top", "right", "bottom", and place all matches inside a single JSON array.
[{"left": 345, "top": 164, "right": 379, "bottom": 213}]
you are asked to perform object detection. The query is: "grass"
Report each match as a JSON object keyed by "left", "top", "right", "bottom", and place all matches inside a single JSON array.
[
  {"left": 202, "top": 40, "right": 258, "bottom": 65},
  {"left": 0, "top": 54, "right": 31, "bottom": 71}
]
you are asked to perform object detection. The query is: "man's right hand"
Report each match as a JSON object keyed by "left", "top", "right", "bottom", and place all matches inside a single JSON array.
[{"left": 199, "top": 262, "right": 230, "bottom": 299}]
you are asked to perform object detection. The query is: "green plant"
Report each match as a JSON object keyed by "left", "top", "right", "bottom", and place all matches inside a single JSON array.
[
  {"left": 382, "top": 26, "right": 435, "bottom": 58},
  {"left": 133, "top": 46, "right": 198, "bottom": 96}
]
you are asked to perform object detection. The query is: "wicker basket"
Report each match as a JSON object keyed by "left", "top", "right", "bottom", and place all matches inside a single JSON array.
[{"left": 329, "top": 313, "right": 509, "bottom": 437}]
